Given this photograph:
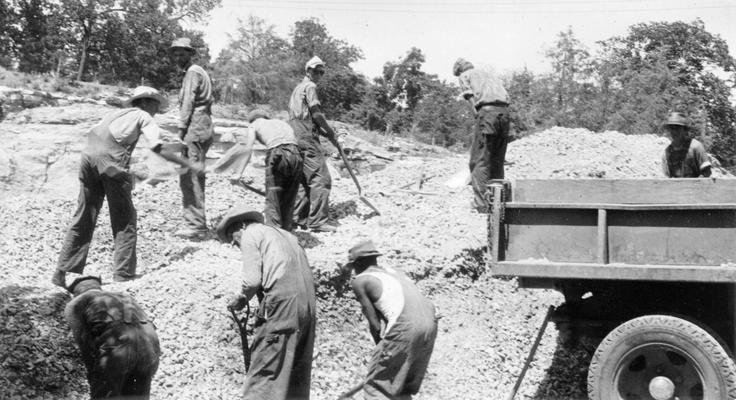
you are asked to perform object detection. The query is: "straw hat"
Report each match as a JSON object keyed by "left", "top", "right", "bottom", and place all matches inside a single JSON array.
[
  {"left": 664, "top": 112, "right": 690, "bottom": 129},
  {"left": 216, "top": 205, "right": 265, "bottom": 243},
  {"left": 344, "top": 240, "right": 382, "bottom": 269},
  {"left": 123, "top": 86, "right": 169, "bottom": 110},
  {"left": 170, "top": 37, "right": 196, "bottom": 53},
  {"left": 247, "top": 109, "right": 271, "bottom": 123},
  {"left": 305, "top": 56, "right": 325, "bottom": 72}
]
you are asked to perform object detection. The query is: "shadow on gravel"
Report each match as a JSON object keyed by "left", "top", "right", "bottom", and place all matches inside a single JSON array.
[
  {"left": 532, "top": 336, "right": 597, "bottom": 399},
  {"left": 330, "top": 200, "right": 358, "bottom": 219},
  {"left": 444, "top": 246, "right": 489, "bottom": 281},
  {"left": 0, "top": 285, "right": 86, "bottom": 398},
  {"left": 294, "top": 231, "right": 323, "bottom": 249}
]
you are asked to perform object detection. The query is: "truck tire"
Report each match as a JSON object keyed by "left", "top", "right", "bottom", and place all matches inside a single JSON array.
[{"left": 588, "top": 315, "right": 736, "bottom": 400}]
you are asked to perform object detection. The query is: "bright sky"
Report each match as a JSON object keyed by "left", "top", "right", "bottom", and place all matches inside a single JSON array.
[{"left": 193, "top": 0, "right": 736, "bottom": 82}]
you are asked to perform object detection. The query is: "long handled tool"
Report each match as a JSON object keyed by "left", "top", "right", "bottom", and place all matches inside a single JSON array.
[
  {"left": 230, "top": 178, "right": 266, "bottom": 197},
  {"left": 335, "top": 142, "right": 381, "bottom": 215},
  {"left": 337, "top": 379, "right": 366, "bottom": 400},
  {"left": 507, "top": 305, "right": 554, "bottom": 400},
  {"left": 228, "top": 303, "right": 251, "bottom": 372}
]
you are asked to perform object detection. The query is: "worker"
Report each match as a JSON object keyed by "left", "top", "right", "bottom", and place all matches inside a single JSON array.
[
  {"left": 170, "top": 37, "right": 215, "bottom": 239},
  {"left": 53, "top": 86, "right": 199, "bottom": 288},
  {"left": 218, "top": 206, "right": 316, "bottom": 400},
  {"left": 210, "top": 109, "right": 303, "bottom": 231},
  {"left": 662, "top": 112, "right": 712, "bottom": 178},
  {"left": 453, "top": 58, "right": 511, "bottom": 213},
  {"left": 64, "top": 276, "right": 160, "bottom": 399},
  {"left": 288, "top": 55, "right": 340, "bottom": 232},
  {"left": 344, "top": 240, "right": 438, "bottom": 400}
]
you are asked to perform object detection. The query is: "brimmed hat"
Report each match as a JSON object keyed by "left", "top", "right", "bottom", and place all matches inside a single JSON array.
[
  {"left": 123, "top": 86, "right": 169, "bottom": 110},
  {"left": 345, "top": 240, "right": 382, "bottom": 268},
  {"left": 216, "top": 205, "right": 265, "bottom": 243},
  {"left": 453, "top": 58, "right": 474, "bottom": 76},
  {"left": 170, "top": 37, "right": 196, "bottom": 53},
  {"left": 664, "top": 112, "right": 690, "bottom": 129},
  {"left": 247, "top": 109, "right": 270, "bottom": 123},
  {"left": 67, "top": 276, "right": 102, "bottom": 295},
  {"left": 305, "top": 56, "right": 325, "bottom": 72}
]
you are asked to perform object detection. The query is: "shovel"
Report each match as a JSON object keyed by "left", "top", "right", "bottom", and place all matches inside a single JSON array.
[
  {"left": 230, "top": 178, "right": 266, "bottom": 197},
  {"left": 334, "top": 142, "right": 381, "bottom": 215},
  {"left": 228, "top": 303, "right": 251, "bottom": 372}
]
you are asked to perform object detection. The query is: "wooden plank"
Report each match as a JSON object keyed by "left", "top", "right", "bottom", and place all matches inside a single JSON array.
[
  {"left": 597, "top": 209, "right": 608, "bottom": 264},
  {"left": 512, "top": 179, "right": 736, "bottom": 204},
  {"left": 488, "top": 184, "right": 504, "bottom": 263},
  {"left": 493, "top": 261, "right": 736, "bottom": 283},
  {"left": 506, "top": 202, "right": 736, "bottom": 210}
]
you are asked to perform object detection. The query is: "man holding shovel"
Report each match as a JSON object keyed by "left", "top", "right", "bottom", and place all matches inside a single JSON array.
[
  {"left": 52, "top": 86, "right": 200, "bottom": 288},
  {"left": 343, "top": 240, "right": 438, "bottom": 400},
  {"left": 288, "top": 56, "right": 340, "bottom": 232},
  {"left": 209, "top": 109, "right": 303, "bottom": 231},
  {"left": 218, "top": 206, "right": 316, "bottom": 400}
]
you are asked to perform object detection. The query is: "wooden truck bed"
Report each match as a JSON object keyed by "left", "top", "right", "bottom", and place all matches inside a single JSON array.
[{"left": 489, "top": 179, "right": 736, "bottom": 283}]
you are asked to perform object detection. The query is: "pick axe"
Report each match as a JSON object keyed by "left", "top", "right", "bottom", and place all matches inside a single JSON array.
[
  {"left": 228, "top": 303, "right": 251, "bottom": 372},
  {"left": 334, "top": 142, "right": 381, "bottom": 215}
]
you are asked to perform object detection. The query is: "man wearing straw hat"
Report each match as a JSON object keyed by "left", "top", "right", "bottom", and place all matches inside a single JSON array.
[
  {"left": 662, "top": 111, "right": 712, "bottom": 178},
  {"left": 52, "top": 86, "right": 199, "bottom": 288},
  {"left": 287, "top": 55, "right": 340, "bottom": 233},
  {"left": 209, "top": 109, "right": 303, "bottom": 230},
  {"left": 344, "top": 240, "right": 438, "bottom": 400},
  {"left": 169, "top": 37, "right": 215, "bottom": 239},
  {"left": 64, "top": 276, "right": 160, "bottom": 399},
  {"left": 218, "top": 206, "right": 316, "bottom": 400}
]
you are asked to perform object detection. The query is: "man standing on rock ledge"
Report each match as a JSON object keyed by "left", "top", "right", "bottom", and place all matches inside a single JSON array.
[
  {"left": 53, "top": 86, "right": 199, "bottom": 288},
  {"left": 170, "top": 37, "right": 215, "bottom": 239},
  {"left": 288, "top": 56, "right": 340, "bottom": 232},
  {"left": 344, "top": 240, "right": 438, "bottom": 400},
  {"left": 453, "top": 58, "right": 511, "bottom": 213},
  {"left": 218, "top": 206, "right": 316, "bottom": 400},
  {"left": 662, "top": 112, "right": 712, "bottom": 178}
]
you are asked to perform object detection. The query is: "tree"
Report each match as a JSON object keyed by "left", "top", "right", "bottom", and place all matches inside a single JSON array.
[{"left": 0, "top": 1, "right": 20, "bottom": 67}]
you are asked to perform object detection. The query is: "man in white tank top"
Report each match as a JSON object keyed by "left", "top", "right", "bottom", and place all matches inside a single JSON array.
[{"left": 345, "top": 240, "right": 438, "bottom": 400}]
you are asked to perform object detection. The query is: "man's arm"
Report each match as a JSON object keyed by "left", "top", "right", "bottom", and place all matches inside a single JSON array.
[
  {"left": 152, "top": 144, "right": 203, "bottom": 175},
  {"left": 693, "top": 142, "right": 713, "bottom": 177},
  {"left": 178, "top": 68, "right": 200, "bottom": 140},
  {"left": 352, "top": 276, "right": 383, "bottom": 344},
  {"left": 235, "top": 127, "right": 257, "bottom": 180},
  {"left": 228, "top": 230, "right": 263, "bottom": 310},
  {"left": 309, "top": 104, "right": 338, "bottom": 146}
]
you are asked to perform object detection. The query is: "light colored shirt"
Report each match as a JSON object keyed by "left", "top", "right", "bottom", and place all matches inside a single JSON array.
[
  {"left": 178, "top": 63, "right": 214, "bottom": 129},
  {"left": 360, "top": 266, "right": 405, "bottom": 336},
  {"left": 458, "top": 68, "right": 508, "bottom": 109},
  {"left": 288, "top": 76, "right": 320, "bottom": 121},
  {"left": 662, "top": 138, "right": 711, "bottom": 178},
  {"left": 249, "top": 118, "right": 297, "bottom": 149},
  {"left": 239, "top": 224, "right": 309, "bottom": 301},
  {"left": 106, "top": 108, "right": 162, "bottom": 151}
]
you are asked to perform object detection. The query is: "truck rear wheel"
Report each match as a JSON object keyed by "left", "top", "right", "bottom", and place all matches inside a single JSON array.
[{"left": 588, "top": 315, "right": 736, "bottom": 400}]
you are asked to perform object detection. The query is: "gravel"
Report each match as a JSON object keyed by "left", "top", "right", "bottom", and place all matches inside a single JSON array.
[{"left": 0, "top": 122, "right": 698, "bottom": 399}]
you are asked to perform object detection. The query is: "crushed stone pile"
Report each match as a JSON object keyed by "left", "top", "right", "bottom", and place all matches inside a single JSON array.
[{"left": 0, "top": 119, "right": 716, "bottom": 400}]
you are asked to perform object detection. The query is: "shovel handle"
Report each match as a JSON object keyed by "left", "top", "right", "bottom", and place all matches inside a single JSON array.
[{"left": 335, "top": 142, "right": 362, "bottom": 194}]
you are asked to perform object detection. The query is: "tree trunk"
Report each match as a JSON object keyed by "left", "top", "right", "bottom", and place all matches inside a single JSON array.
[{"left": 76, "top": 25, "right": 91, "bottom": 81}]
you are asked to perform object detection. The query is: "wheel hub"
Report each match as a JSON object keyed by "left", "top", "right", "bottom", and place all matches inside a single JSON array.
[{"left": 649, "top": 375, "right": 675, "bottom": 400}]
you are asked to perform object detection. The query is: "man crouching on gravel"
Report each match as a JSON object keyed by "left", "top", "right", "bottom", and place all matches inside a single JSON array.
[
  {"left": 65, "top": 276, "right": 160, "bottom": 399},
  {"left": 52, "top": 86, "right": 201, "bottom": 288},
  {"left": 344, "top": 240, "right": 438, "bottom": 400},
  {"left": 218, "top": 206, "right": 316, "bottom": 400}
]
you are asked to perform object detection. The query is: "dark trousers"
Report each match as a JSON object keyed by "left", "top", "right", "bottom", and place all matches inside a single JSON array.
[
  {"left": 469, "top": 107, "right": 510, "bottom": 209},
  {"left": 179, "top": 137, "right": 212, "bottom": 231},
  {"left": 82, "top": 324, "right": 159, "bottom": 399},
  {"left": 264, "top": 144, "right": 303, "bottom": 231},
  {"left": 293, "top": 135, "right": 332, "bottom": 229},
  {"left": 57, "top": 154, "right": 137, "bottom": 278}
]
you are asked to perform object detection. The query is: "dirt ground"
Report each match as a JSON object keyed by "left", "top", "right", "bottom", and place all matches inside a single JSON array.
[{"left": 0, "top": 103, "right": 699, "bottom": 399}]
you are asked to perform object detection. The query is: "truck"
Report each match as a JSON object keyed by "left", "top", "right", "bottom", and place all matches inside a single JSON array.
[{"left": 487, "top": 178, "right": 736, "bottom": 400}]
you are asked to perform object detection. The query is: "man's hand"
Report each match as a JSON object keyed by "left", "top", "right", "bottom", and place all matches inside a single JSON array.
[
  {"left": 189, "top": 163, "right": 205, "bottom": 177},
  {"left": 228, "top": 294, "right": 247, "bottom": 311}
]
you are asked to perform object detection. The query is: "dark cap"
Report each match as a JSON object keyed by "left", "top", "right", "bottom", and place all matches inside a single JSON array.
[
  {"left": 170, "top": 37, "right": 196, "bottom": 53},
  {"left": 453, "top": 58, "right": 474, "bottom": 76},
  {"left": 215, "top": 205, "right": 264, "bottom": 243}
]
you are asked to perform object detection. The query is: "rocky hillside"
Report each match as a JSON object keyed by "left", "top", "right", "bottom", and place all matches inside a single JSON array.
[{"left": 0, "top": 99, "right": 720, "bottom": 399}]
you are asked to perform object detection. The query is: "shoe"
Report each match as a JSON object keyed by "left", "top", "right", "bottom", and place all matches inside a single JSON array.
[
  {"left": 310, "top": 224, "right": 338, "bottom": 233},
  {"left": 112, "top": 274, "right": 142, "bottom": 283},
  {"left": 51, "top": 270, "right": 66, "bottom": 288},
  {"left": 173, "top": 227, "right": 208, "bottom": 239}
]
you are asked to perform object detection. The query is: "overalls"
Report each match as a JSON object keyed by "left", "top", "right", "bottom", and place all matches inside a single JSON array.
[{"left": 57, "top": 109, "right": 141, "bottom": 279}]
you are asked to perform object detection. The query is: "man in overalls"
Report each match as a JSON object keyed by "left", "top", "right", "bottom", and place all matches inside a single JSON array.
[
  {"left": 288, "top": 56, "right": 340, "bottom": 232},
  {"left": 170, "top": 37, "right": 215, "bottom": 239},
  {"left": 52, "top": 86, "right": 198, "bottom": 288},
  {"left": 209, "top": 109, "right": 303, "bottom": 230},
  {"left": 662, "top": 112, "right": 712, "bottom": 178},
  {"left": 64, "top": 276, "right": 160, "bottom": 399},
  {"left": 346, "top": 240, "right": 438, "bottom": 400},
  {"left": 453, "top": 58, "right": 511, "bottom": 213},
  {"left": 218, "top": 206, "right": 316, "bottom": 400}
]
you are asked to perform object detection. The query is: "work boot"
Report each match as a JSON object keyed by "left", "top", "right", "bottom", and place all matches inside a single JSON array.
[
  {"left": 51, "top": 270, "right": 66, "bottom": 288},
  {"left": 173, "top": 227, "right": 208, "bottom": 240},
  {"left": 310, "top": 223, "right": 338, "bottom": 233}
]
